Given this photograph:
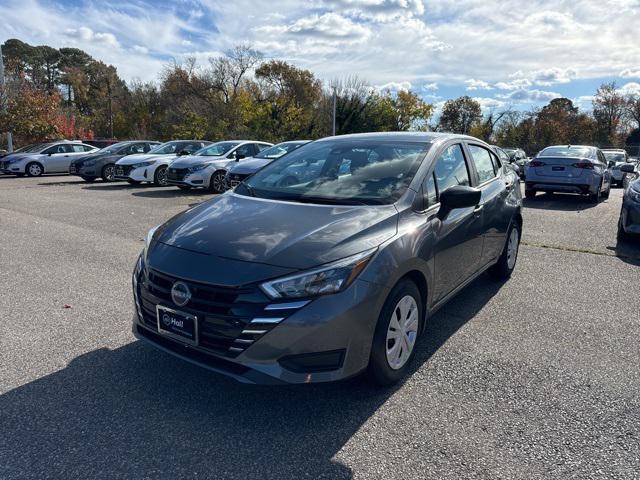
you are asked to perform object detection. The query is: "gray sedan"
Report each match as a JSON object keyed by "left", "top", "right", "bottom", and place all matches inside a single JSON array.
[
  {"left": 0, "top": 141, "right": 98, "bottom": 176},
  {"left": 132, "top": 132, "right": 522, "bottom": 385}
]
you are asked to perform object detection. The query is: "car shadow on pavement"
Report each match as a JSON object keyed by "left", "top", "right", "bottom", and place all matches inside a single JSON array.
[
  {"left": 132, "top": 189, "right": 214, "bottom": 199},
  {"left": 609, "top": 239, "right": 640, "bottom": 266},
  {"left": 522, "top": 193, "right": 600, "bottom": 211},
  {"left": 82, "top": 183, "right": 151, "bottom": 191},
  {"left": 0, "top": 274, "right": 503, "bottom": 480}
]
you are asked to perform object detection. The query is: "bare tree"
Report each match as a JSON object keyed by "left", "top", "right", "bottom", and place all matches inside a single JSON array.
[{"left": 208, "top": 45, "right": 262, "bottom": 103}]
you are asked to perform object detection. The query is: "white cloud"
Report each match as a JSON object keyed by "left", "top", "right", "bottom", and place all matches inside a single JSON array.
[
  {"left": 259, "top": 12, "right": 370, "bottom": 40},
  {"left": 132, "top": 45, "right": 149, "bottom": 54},
  {"left": 620, "top": 68, "right": 640, "bottom": 78},
  {"left": 65, "top": 27, "right": 119, "bottom": 48},
  {"left": 498, "top": 89, "right": 561, "bottom": 102},
  {"left": 423, "top": 82, "right": 438, "bottom": 91},
  {"left": 465, "top": 79, "right": 493, "bottom": 91},
  {"left": 376, "top": 81, "right": 412, "bottom": 92},
  {"left": 473, "top": 97, "right": 506, "bottom": 110},
  {"left": 618, "top": 82, "right": 640, "bottom": 95}
]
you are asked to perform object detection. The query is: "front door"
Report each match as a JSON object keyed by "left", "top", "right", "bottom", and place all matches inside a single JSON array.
[{"left": 425, "top": 143, "right": 484, "bottom": 303}]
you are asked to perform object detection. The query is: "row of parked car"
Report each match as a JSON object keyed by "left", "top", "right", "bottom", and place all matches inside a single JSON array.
[{"left": 0, "top": 138, "right": 314, "bottom": 193}]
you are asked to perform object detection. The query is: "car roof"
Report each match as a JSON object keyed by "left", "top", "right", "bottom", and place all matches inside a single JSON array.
[{"left": 315, "top": 132, "right": 479, "bottom": 144}]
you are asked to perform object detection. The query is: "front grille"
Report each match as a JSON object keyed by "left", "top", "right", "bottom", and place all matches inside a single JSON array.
[
  {"left": 115, "top": 164, "right": 133, "bottom": 177},
  {"left": 0, "top": 161, "right": 8, "bottom": 170},
  {"left": 136, "top": 268, "right": 279, "bottom": 358},
  {"left": 167, "top": 168, "right": 188, "bottom": 182}
]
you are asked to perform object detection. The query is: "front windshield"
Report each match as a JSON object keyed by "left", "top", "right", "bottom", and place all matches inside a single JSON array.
[
  {"left": 100, "top": 142, "right": 131, "bottom": 154},
  {"left": 255, "top": 142, "right": 308, "bottom": 159},
  {"left": 603, "top": 151, "right": 626, "bottom": 163},
  {"left": 27, "top": 143, "right": 50, "bottom": 153},
  {"left": 194, "top": 142, "right": 240, "bottom": 157},
  {"left": 149, "top": 141, "right": 187, "bottom": 155},
  {"left": 240, "top": 140, "right": 430, "bottom": 205},
  {"left": 540, "top": 146, "right": 593, "bottom": 158}
]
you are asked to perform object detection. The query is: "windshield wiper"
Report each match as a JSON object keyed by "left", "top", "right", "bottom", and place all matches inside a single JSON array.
[{"left": 294, "top": 195, "right": 370, "bottom": 206}]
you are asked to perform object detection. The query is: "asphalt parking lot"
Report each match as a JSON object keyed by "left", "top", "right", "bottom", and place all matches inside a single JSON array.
[{"left": 1, "top": 175, "right": 639, "bottom": 479}]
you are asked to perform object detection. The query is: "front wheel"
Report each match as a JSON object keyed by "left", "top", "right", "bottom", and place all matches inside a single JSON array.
[
  {"left": 209, "top": 170, "right": 226, "bottom": 193},
  {"left": 26, "top": 162, "right": 43, "bottom": 177},
  {"left": 101, "top": 164, "right": 115, "bottom": 182},
  {"left": 367, "top": 280, "right": 423, "bottom": 386},
  {"left": 154, "top": 166, "right": 168, "bottom": 187},
  {"left": 489, "top": 222, "right": 520, "bottom": 280}
]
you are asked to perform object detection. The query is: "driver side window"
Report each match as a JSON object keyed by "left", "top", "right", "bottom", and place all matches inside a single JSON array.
[{"left": 423, "top": 144, "right": 470, "bottom": 207}]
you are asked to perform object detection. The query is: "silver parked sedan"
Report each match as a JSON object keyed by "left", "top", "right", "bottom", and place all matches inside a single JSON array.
[
  {"left": 0, "top": 141, "right": 98, "bottom": 176},
  {"left": 525, "top": 145, "right": 611, "bottom": 202}
]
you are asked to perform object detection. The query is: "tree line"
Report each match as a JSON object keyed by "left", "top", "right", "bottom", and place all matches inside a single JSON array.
[{"left": 1, "top": 38, "right": 639, "bottom": 155}]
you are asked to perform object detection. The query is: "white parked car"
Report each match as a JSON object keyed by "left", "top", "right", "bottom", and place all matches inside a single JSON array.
[
  {"left": 166, "top": 140, "right": 273, "bottom": 192},
  {"left": 0, "top": 141, "right": 98, "bottom": 176},
  {"left": 602, "top": 149, "right": 631, "bottom": 187},
  {"left": 113, "top": 140, "right": 212, "bottom": 186}
]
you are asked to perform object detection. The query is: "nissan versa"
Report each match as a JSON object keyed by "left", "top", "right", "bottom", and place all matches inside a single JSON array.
[{"left": 132, "top": 132, "right": 523, "bottom": 385}]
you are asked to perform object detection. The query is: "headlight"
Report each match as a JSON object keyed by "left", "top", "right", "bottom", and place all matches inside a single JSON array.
[
  {"left": 260, "top": 248, "right": 377, "bottom": 299},
  {"left": 132, "top": 160, "right": 154, "bottom": 169},
  {"left": 143, "top": 225, "right": 160, "bottom": 262},
  {"left": 187, "top": 164, "right": 207, "bottom": 173}
]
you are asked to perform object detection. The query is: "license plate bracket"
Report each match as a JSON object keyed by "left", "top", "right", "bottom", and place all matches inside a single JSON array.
[
  {"left": 156, "top": 305, "right": 198, "bottom": 345},
  {"left": 552, "top": 166, "right": 564, "bottom": 171}
]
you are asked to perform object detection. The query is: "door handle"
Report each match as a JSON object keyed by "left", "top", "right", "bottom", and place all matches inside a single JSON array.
[{"left": 473, "top": 204, "right": 484, "bottom": 214}]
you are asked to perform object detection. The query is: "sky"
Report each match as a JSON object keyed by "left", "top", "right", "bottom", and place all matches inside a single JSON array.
[{"left": 1, "top": 0, "right": 640, "bottom": 113}]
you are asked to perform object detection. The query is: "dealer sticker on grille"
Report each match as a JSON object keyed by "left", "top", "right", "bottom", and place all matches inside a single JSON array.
[{"left": 156, "top": 305, "right": 198, "bottom": 345}]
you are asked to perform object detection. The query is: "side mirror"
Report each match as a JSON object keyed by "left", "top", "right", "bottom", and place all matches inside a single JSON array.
[
  {"left": 178, "top": 150, "right": 190, "bottom": 156},
  {"left": 608, "top": 161, "right": 615, "bottom": 168},
  {"left": 48, "top": 152, "right": 52, "bottom": 156},
  {"left": 438, "top": 186, "right": 481, "bottom": 219},
  {"left": 621, "top": 164, "right": 635, "bottom": 173},
  {"left": 235, "top": 153, "right": 245, "bottom": 161}
]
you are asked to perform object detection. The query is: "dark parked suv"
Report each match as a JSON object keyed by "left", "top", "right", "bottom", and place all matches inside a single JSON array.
[
  {"left": 132, "top": 132, "right": 522, "bottom": 385},
  {"left": 69, "top": 140, "right": 159, "bottom": 182}
]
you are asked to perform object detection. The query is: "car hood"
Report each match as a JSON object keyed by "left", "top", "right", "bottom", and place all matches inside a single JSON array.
[
  {"left": 169, "top": 155, "right": 227, "bottom": 168},
  {"left": 117, "top": 153, "right": 177, "bottom": 165},
  {"left": 72, "top": 151, "right": 124, "bottom": 165},
  {"left": 154, "top": 192, "right": 398, "bottom": 272},
  {"left": 228, "top": 157, "right": 271, "bottom": 175},
  {"left": 3, "top": 153, "right": 32, "bottom": 163}
]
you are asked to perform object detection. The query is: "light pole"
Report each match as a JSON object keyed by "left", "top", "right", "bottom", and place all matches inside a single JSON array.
[
  {"left": 332, "top": 86, "right": 337, "bottom": 136},
  {"left": 0, "top": 44, "right": 13, "bottom": 152}
]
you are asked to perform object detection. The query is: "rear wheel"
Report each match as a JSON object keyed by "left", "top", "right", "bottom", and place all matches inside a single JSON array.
[
  {"left": 154, "top": 166, "right": 168, "bottom": 187},
  {"left": 368, "top": 280, "right": 423, "bottom": 386},
  {"left": 524, "top": 189, "right": 536, "bottom": 199},
  {"left": 588, "top": 183, "right": 601, "bottom": 203},
  {"left": 26, "top": 162, "right": 43, "bottom": 177},
  {"left": 101, "top": 164, "right": 115, "bottom": 182},
  {"left": 489, "top": 222, "right": 520, "bottom": 280},
  {"left": 209, "top": 170, "right": 226, "bottom": 193}
]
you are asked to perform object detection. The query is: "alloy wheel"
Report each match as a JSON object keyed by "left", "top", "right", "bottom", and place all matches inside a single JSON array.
[
  {"left": 212, "top": 172, "right": 225, "bottom": 193},
  {"left": 385, "top": 295, "right": 419, "bottom": 370},
  {"left": 28, "top": 163, "right": 42, "bottom": 176},
  {"left": 103, "top": 165, "right": 115, "bottom": 181},
  {"left": 156, "top": 167, "right": 168, "bottom": 186},
  {"left": 506, "top": 227, "right": 519, "bottom": 270}
]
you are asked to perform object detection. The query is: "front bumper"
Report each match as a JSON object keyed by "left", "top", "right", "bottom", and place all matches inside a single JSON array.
[
  {"left": 167, "top": 172, "right": 208, "bottom": 188},
  {"left": 620, "top": 199, "right": 640, "bottom": 235},
  {"left": 132, "top": 264, "right": 389, "bottom": 384},
  {"left": 70, "top": 164, "right": 98, "bottom": 178},
  {"left": 1, "top": 163, "right": 25, "bottom": 174}
]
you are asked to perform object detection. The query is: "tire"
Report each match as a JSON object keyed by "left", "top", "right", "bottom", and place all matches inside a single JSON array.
[
  {"left": 26, "top": 162, "right": 43, "bottom": 177},
  {"left": 154, "top": 166, "right": 168, "bottom": 187},
  {"left": 178, "top": 185, "right": 191, "bottom": 191},
  {"left": 101, "top": 164, "right": 115, "bottom": 182},
  {"left": 602, "top": 183, "right": 610, "bottom": 199},
  {"left": 127, "top": 179, "right": 141, "bottom": 185},
  {"left": 209, "top": 170, "right": 226, "bottom": 193},
  {"left": 617, "top": 218, "right": 628, "bottom": 241},
  {"left": 489, "top": 222, "right": 521, "bottom": 280},
  {"left": 588, "top": 183, "right": 601, "bottom": 203},
  {"left": 367, "top": 280, "right": 423, "bottom": 386},
  {"left": 81, "top": 176, "right": 95, "bottom": 182},
  {"left": 524, "top": 189, "right": 536, "bottom": 199}
]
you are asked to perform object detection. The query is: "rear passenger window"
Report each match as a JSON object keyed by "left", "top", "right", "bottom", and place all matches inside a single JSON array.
[
  {"left": 423, "top": 143, "right": 470, "bottom": 207},
  {"left": 468, "top": 145, "right": 498, "bottom": 183}
]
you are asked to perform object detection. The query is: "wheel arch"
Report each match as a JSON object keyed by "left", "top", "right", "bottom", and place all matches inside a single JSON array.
[
  {"left": 394, "top": 270, "right": 429, "bottom": 333},
  {"left": 25, "top": 160, "right": 45, "bottom": 175}
]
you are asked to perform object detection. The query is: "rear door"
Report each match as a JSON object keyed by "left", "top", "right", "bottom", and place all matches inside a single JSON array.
[
  {"left": 423, "top": 143, "right": 485, "bottom": 303},
  {"left": 466, "top": 143, "right": 513, "bottom": 265}
]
